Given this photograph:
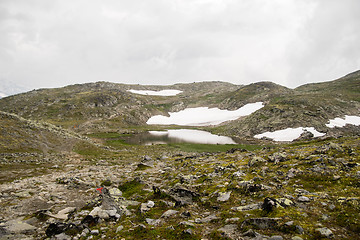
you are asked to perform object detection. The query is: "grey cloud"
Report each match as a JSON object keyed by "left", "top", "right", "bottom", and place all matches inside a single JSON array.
[{"left": 0, "top": 0, "right": 358, "bottom": 90}]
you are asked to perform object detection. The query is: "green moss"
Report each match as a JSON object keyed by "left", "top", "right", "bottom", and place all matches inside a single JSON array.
[{"left": 118, "top": 179, "right": 146, "bottom": 198}]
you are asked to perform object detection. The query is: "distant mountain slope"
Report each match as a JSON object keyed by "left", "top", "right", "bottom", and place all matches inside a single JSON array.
[
  {"left": 215, "top": 71, "right": 360, "bottom": 137},
  {"left": 0, "top": 81, "right": 239, "bottom": 132},
  {"left": 0, "top": 72, "right": 359, "bottom": 139},
  {"left": 0, "top": 111, "right": 83, "bottom": 153}
]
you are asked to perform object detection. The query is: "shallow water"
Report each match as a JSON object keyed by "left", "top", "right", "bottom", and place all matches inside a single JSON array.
[{"left": 125, "top": 129, "right": 237, "bottom": 145}]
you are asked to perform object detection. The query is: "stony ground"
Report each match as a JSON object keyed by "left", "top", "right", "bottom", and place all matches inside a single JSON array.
[{"left": 0, "top": 137, "right": 359, "bottom": 240}]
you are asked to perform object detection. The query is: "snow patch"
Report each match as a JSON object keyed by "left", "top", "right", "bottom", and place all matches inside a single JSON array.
[
  {"left": 128, "top": 89, "right": 182, "bottom": 96},
  {"left": 149, "top": 129, "right": 236, "bottom": 144},
  {"left": 147, "top": 102, "right": 264, "bottom": 126},
  {"left": 254, "top": 127, "right": 325, "bottom": 142},
  {"left": 326, "top": 115, "right": 360, "bottom": 128}
]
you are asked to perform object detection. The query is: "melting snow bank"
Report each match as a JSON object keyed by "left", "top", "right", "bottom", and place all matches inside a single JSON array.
[
  {"left": 149, "top": 129, "right": 236, "bottom": 144},
  {"left": 326, "top": 115, "right": 360, "bottom": 128},
  {"left": 127, "top": 89, "right": 182, "bottom": 96},
  {"left": 147, "top": 102, "right": 264, "bottom": 126},
  {"left": 254, "top": 127, "right": 326, "bottom": 142}
]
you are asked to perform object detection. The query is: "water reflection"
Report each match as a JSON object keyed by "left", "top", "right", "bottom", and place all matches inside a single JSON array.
[{"left": 125, "top": 129, "right": 236, "bottom": 145}]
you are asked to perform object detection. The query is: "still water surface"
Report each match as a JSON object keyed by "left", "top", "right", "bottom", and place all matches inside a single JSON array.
[{"left": 125, "top": 129, "right": 237, "bottom": 145}]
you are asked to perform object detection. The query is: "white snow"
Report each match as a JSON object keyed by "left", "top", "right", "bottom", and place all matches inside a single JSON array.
[
  {"left": 147, "top": 102, "right": 264, "bottom": 126},
  {"left": 127, "top": 89, "right": 182, "bottom": 96},
  {"left": 325, "top": 115, "right": 360, "bottom": 128},
  {"left": 254, "top": 127, "right": 325, "bottom": 142},
  {"left": 149, "top": 129, "right": 236, "bottom": 144}
]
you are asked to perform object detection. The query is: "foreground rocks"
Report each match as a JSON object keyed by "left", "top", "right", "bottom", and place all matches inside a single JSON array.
[{"left": 0, "top": 137, "right": 359, "bottom": 239}]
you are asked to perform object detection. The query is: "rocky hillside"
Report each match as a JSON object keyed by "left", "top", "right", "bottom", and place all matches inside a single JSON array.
[
  {"left": 215, "top": 71, "right": 360, "bottom": 138},
  {"left": 0, "top": 81, "right": 239, "bottom": 133},
  {"left": 0, "top": 111, "right": 84, "bottom": 154},
  {"left": 0, "top": 72, "right": 359, "bottom": 139}
]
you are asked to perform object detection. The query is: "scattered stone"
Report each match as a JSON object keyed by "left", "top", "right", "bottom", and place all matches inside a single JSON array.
[
  {"left": 3, "top": 218, "right": 36, "bottom": 234},
  {"left": 217, "top": 224, "right": 238, "bottom": 239},
  {"left": 145, "top": 218, "right": 162, "bottom": 226},
  {"left": 199, "top": 214, "right": 219, "bottom": 223},
  {"left": 50, "top": 207, "right": 76, "bottom": 220},
  {"left": 168, "top": 187, "right": 199, "bottom": 206},
  {"left": 55, "top": 233, "right": 71, "bottom": 240},
  {"left": 315, "top": 227, "right": 334, "bottom": 238},
  {"left": 217, "top": 191, "right": 231, "bottom": 202},
  {"left": 182, "top": 228, "right": 193, "bottom": 235},
  {"left": 277, "top": 198, "right": 295, "bottom": 207},
  {"left": 115, "top": 225, "right": 123, "bottom": 233},
  {"left": 297, "top": 196, "right": 310, "bottom": 202},
  {"left": 91, "top": 229, "right": 100, "bottom": 235},
  {"left": 232, "top": 203, "right": 262, "bottom": 211},
  {"left": 140, "top": 201, "right": 155, "bottom": 213},
  {"left": 161, "top": 210, "right": 178, "bottom": 218},
  {"left": 269, "top": 235, "right": 283, "bottom": 240}
]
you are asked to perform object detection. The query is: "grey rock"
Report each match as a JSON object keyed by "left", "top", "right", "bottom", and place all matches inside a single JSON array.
[
  {"left": 3, "top": 218, "right": 36, "bottom": 234},
  {"left": 218, "top": 224, "right": 238, "bottom": 239},
  {"left": 55, "top": 233, "right": 71, "bottom": 240},
  {"left": 232, "top": 203, "right": 262, "bottom": 211},
  {"left": 291, "top": 236, "right": 303, "bottom": 240},
  {"left": 145, "top": 218, "right": 162, "bottom": 226},
  {"left": 168, "top": 187, "right": 199, "bottom": 206},
  {"left": 161, "top": 210, "right": 178, "bottom": 218},
  {"left": 217, "top": 191, "right": 231, "bottom": 202},
  {"left": 269, "top": 236, "right": 283, "bottom": 240},
  {"left": 200, "top": 214, "right": 219, "bottom": 223},
  {"left": 116, "top": 225, "right": 123, "bottom": 233},
  {"left": 297, "top": 196, "right": 310, "bottom": 202},
  {"left": 315, "top": 227, "right": 333, "bottom": 238},
  {"left": 183, "top": 228, "right": 193, "bottom": 235},
  {"left": 91, "top": 229, "right": 100, "bottom": 235}
]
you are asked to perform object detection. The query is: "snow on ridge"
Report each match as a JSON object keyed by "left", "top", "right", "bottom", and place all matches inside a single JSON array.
[
  {"left": 147, "top": 102, "right": 264, "bottom": 126},
  {"left": 326, "top": 115, "right": 360, "bottom": 128},
  {"left": 254, "top": 127, "right": 325, "bottom": 142},
  {"left": 127, "top": 89, "right": 182, "bottom": 96}
]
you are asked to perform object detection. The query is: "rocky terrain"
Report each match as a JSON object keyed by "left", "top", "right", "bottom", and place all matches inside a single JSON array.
[
  {"left": 1, "top": 135, "right": 359, "bottom": 239},
  {"left": 0, "top": 71, "right": 359, "bottom": 239}
]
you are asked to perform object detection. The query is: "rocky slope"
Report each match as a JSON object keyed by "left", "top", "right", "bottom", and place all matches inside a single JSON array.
[{"left": 0, "top": 136, "right": 359, "bottom": 239}]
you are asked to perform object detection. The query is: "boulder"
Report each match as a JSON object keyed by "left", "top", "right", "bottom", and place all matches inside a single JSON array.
[
  {"left": 217, "top": 191, "right": 231, "bottom": 202},
  {"left": 168, "top": 187, "right": 199, "bottom": 206},
  {"left": 315, "top": 227, "right": 334, "bottom": 238}
]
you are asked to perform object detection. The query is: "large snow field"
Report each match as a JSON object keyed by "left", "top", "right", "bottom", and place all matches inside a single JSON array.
[
  {"left": 254, "top": 127, "right": 326, "bottom": 142},
  {"left": 326, "top": 115, "right": 360, "bottom": 128},
  {"left": 149, "top": 129, "right": 236, "bottom": 144},
  {"left": 147, "top": 102, "right": 264, "bottom": 126},
  {"left": 127, "top": 89, "right": 182, "bottom": 96}
]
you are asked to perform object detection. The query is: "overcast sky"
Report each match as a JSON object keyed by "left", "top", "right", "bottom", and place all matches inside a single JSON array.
[{"left": 0, "top": 0, "right": 359, "bottom": 91}]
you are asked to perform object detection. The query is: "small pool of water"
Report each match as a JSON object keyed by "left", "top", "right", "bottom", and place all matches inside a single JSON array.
[{"left": 124, "top": 129, "right": 237, "bottom": 145}]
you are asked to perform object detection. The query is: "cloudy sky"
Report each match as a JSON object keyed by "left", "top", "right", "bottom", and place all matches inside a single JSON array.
[{"left": 0, "top": 0, "right": 359, "bottom": 92}]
